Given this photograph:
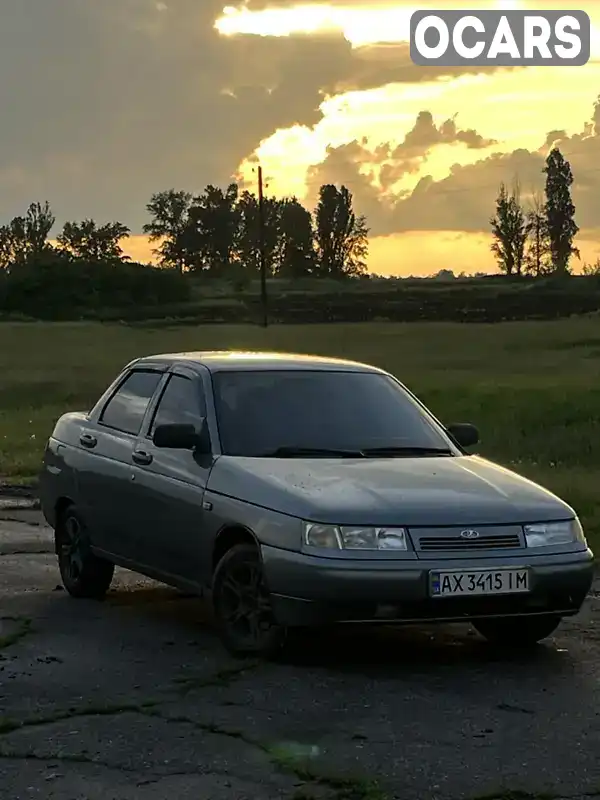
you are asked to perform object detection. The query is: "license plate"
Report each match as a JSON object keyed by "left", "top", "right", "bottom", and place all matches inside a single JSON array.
[{"left": 430, "top": 568, "right": 529, "bottom": 597}]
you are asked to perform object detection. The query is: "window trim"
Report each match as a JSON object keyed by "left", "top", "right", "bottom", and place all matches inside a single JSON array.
[{"left": 97, "top": 368, "right": 165, "bottom": 437}]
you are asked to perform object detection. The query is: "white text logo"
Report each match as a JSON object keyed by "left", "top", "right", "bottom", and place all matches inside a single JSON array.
[{"left": 410, "top": 10, "right": 590, "bottom": 66}]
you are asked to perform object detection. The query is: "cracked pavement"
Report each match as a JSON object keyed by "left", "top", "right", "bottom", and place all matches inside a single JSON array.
[{"left": 1, "top": 514, "right": 600, "bottom": 800}]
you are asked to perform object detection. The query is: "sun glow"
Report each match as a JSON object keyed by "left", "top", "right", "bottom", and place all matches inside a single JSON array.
[
  {"left": 215, "top": 1, "right": 529, "bottom": 46},
  {"left": 215, "top": 4, "right": 414, "bottom": 46},
  {"left": 214, "top": 0, "right": 600, "bottom": 277}
]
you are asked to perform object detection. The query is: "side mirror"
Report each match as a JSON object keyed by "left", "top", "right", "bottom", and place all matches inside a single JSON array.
[
  {"left": 152, "top": 421, "right": 210, "bottom": 453},
  {"left": 446, "top": 422, "right": 479, "bottom": 448}
]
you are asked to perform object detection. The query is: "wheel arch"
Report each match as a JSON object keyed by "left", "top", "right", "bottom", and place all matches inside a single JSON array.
[
  {"left": 212, "top": 524, "right": 260, "bottom": 573},
  {"left": 53, "top": 496, "right": 76, "bottom": 553},
  {"left": 55, "top": 496, "right": 75, "bottom": 518}
]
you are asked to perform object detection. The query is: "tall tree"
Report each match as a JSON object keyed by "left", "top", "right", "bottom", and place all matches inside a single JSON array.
[
  {"left": 314, "top": 184, "right": 368, "bottom": 277},
  {"left": 183, "top": 183, "right": 240, "bottom": 274},
  {"left": 490, "top": 183, "right": 528, "bottom": 276},
  {"left": 543, "top": 148, "right": 579, "bottom": 275},
  {"left": 25, "top": 201, "right": 55, "bottom": 260},
  {"left": 0, "top": 201, "right": 55, "bottom": 270},
  {"left": 57, "top": 219, "right": 130, "bottom": 262},
  {"left": 0, "top": 218, "right": 28, "bottom": 270},
  {"left": 143, "top": 189, "right": 192, "bottom": 271},
  {"left": 236, "top": 191, "right": 281, "bottom": 276},
  {"left": 524, "top": 193, "right": 551, "bottom": 276},
  {"left": 276, "top": 198, "right": 316, "bottom": 277}
]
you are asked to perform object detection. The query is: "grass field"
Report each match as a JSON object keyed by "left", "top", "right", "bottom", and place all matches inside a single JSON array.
[{"left": 2, "top": 318, "right": 599, "bottom": 548}]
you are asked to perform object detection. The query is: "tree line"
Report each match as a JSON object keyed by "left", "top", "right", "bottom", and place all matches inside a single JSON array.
[
  {"left": 0, "top": 183, "right": 369, "bottom": 281},
  {"left": 0, "top": 145, "right": 594, "bottom": 323},
  {"left": 144, "top": 183, "right": 368, "bottom": 279},
  {"left": 490, "top": 147, "right": 583, "bottom": 277}
]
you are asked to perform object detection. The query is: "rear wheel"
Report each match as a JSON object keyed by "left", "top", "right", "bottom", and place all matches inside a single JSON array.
[
  {"left": 56, "top": 505, "right": 114, "bottom": 599},
  {"left": 473, "top": 614, "right": 562, "bottom": 646},
  {"left": 212, "top": 543, "right": 286, "bottom": 659}
]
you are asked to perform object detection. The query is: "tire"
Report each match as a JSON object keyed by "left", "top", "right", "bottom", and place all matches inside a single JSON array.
[
  {"left": 473, "top": 614, "right": 562, "bottom": 646},
  {"left": 212, "top": 543, "right": 286, "bottom": 659},
  {"left": 56, "top": 505, "right": 115, "bottom": 599}
]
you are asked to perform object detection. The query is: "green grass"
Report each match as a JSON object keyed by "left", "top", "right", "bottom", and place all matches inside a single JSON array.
[{"left": 1, "top": 318, "right": 600, "bottom": 548}]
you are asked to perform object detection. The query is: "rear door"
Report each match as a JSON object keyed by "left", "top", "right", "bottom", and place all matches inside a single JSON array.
[
  {"left": 78, "top": 368, "right": 166, "bottom": 559},
  {"left": 126, "top": 365, "right": 215, "bottom": 584}
]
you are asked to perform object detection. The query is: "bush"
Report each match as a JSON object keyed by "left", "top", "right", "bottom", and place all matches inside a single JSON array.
[
  {"left": 0, "top": 257, "right": 190, "bottom": 319},
  {"left": 3, "top": 261, "right": 600, "bottom": 323}
]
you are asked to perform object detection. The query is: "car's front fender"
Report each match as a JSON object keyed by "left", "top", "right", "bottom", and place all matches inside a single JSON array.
[{"left": 202, "top": 488, "right": 303, "bottom": 557}]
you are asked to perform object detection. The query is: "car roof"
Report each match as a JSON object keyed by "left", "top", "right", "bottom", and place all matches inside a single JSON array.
[{"left": 130, "top": 350, "right": 385, "bottom": 374}]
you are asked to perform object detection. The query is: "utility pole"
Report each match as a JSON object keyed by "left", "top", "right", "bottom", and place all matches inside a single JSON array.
[
  {"left": 535, "top": 215, "right": 541, "bottom": 276},
  {"left": 257, "top": 165, "right": 268, "bottom": 327}
]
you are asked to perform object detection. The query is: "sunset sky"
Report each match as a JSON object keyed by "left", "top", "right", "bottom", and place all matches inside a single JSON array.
[{"left": 4, "top": 1, "right": 600, "bottom": 275}]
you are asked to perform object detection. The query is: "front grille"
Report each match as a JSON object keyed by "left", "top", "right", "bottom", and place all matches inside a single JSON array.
[{"left": 417, "top": 534, "right": 522, "bottom": 552}]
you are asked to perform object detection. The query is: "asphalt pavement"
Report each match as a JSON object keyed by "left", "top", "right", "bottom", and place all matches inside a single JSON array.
[{"left": 1, "top": 510, "right": 599, "bottom": 800}]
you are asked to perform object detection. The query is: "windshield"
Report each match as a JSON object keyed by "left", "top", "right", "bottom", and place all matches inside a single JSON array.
[{"left": 212, "top": 370, "right": 456, "bottom": 457}]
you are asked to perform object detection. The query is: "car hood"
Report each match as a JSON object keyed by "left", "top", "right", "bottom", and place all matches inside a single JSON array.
[{"left": 207, "top": 454, "right": 575, "bottom": 526}]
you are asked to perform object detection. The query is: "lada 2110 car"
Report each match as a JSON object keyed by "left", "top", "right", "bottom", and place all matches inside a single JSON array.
[{"left": 39, "top": 351, "right": 595, "bottom": 657}]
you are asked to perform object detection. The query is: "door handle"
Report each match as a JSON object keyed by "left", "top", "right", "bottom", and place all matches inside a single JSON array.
[
  {"left": 132, "top": 450, "right": 153, "bottom": 466},
  {"left": 79, "top": 433, "right": 97, "bottom": 448}
]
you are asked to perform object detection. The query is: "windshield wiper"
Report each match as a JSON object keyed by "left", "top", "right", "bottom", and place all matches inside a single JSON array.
[
  {"left": 360, "top": 446, "right": 454, "bottom": 457},
  {"left": 263, "top": 446, "right": 366, "bottom": 458}
]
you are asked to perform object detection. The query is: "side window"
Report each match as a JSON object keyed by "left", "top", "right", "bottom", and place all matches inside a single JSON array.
[
  {"left": 100, "top": 370, "right": 162, "bottom": 435},
  {"left": 149, "top": 374, "right": 206, "bottom": 434}
]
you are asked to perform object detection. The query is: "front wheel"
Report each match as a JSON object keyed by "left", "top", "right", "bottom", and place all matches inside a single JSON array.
[
  {"left": 212, "top": 543, "right": 286, "bottom": 659},
  {"left": 472, "top": 614, "right": 562, "bottom": 646},
  {"left": 56, "top": 506, "right": 115, "bottom": 599}
]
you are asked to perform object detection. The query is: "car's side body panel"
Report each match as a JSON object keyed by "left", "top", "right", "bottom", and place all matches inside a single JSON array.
[
  {"left": 42, "top": 363, "right": 170, "bottom": 557},
  {"left": 40, "top": 410, "right": 142, "bottom": 550},
  {"left": 40, "top": 358, "right": 226, "bottom": 591},
  {"left": 39, "top": 422, "right": 81, "bottom": 530},
  {"left": 119, "top": 363, "right": 216, "bottom": 584}
]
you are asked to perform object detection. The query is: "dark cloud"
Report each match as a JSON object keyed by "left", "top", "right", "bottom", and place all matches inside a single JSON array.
[
  {"left": 230, "top": 4, "right": 516, "bottom": 87},
  {"left": 403, "top": 111, "right": 496, "bottom": 151},
  {"left": 332, "top": 43, "right": 516, "bottom": 93},
  {"left": 387, "top": 148, "right": 545, "bottom": 233},
  {"left": 0, "top": 0, "right": 520, "bottom": 232},
  {"left": 0, "top": 0, "right": 538, "bottom": 234},
  {"left": 0, "top": 0, "right": 342, "bottom": 227},
  {"left": 0, "top": 0, "right": 432, "bottom": 231},
  {"left": 306, "top": 109, "right": 498, "bottom": 219},
  {"left": 306, "top": 99, "right": 600, "bottom": 236}
]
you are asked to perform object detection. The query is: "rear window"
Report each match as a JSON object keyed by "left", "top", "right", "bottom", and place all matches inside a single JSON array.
[{"left": 100, "top": 370, "right": 162, "bottom": 435}]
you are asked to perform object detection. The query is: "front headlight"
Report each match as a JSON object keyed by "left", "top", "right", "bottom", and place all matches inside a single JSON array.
[
  {"left": 524, "top": 519, "right": 587, "bottom": 548},
  {"left": 303, "top": 522, "right": 409, "bottom": 550}
]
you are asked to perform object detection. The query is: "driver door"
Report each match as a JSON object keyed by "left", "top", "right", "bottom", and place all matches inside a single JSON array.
[{"left": 128, "top": 365, "right": 214, "bottom": 585}]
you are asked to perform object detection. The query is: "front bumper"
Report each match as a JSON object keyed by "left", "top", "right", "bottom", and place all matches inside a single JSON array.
[{"left": 261, "top": 545, "right": 595, "bottom": 627}]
